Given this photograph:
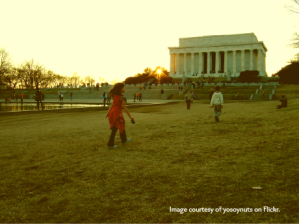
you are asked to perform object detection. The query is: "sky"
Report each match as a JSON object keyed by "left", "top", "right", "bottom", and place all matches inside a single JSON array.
[{"left": 1, "top": 0, "right": 299, "bottom": 83}]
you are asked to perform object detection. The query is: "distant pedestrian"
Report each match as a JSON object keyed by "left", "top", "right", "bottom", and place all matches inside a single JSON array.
[
  {"left": 139, "top": 92, "right": 142, "bottom": 102},
  {"left": 136, "top": 92, "right": 139, "bottom": 101},
  {"left": 210, "top": 85, "right": 224, "bottom": 122},
  {"left": 185, "top": 91, "right": 192, "bottom": 109},
  {"left": 139, "top": 84, "right": 142, "bottom": 90},
  {"left": 35, "top": 88, "right": 43, "bottom": 110},
  {"left": 20, "top": 93, "right": 23, "bottom": 103},
  {"left": 161, "top": 89, "right": 164, "bottom": 94},
  {"left": 70, "top": 92, "right": 73, "bottom": 101},
  {"left": 262, "top": 89, "right": 265, "bottom": 97},
  {"left": 61, "top": 93, "right": 64, "bottom": 101},
  {"left": 102, "top": 92, "right": 107, "bottom": 106}
]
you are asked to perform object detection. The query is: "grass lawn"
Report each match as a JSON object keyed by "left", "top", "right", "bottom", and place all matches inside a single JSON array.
[{"left": 0, "top": 99, "right": 299, "bottom": 222}]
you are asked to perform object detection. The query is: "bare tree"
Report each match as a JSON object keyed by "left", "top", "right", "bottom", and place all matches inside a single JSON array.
[
  {"left": 3, "top": 67, "right": 20, "bottom": 89},
  {"left": 72, "top": 72, "right": 81, "bottom": 86},
  {"left": 85, "top": 75, "right": 95, "bottom": 86},
  {"left": 99, "top": 77, "right": 106, "bottom": 83},
  {"left": 286, "top": 0, "right": 299, "bottom": 14},
  {"left": 18, "top": 59, "right": 45, "bottom": 88},
  {"left": 286, "top": 0, "right": 299, "bottom": 48},
  {"left": 0, "top": 48, "right": 13, "bottom": 82},
  {"left": 110, "top": 78, "right": 119, "bottom": 84}
]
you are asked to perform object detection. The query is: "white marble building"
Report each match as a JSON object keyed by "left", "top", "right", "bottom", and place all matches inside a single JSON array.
[{"left": 168, "top": 33, "right": 267, "bottom": 78}]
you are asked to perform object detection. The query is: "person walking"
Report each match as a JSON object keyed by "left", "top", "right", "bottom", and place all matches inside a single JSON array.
[
  {"left": 185, "top": 91, "right": 193, "bottom": 109},
  {"left": 61, "top": 92, "right": 64, "bottom": 101},
  {"left": 35, "top": 88, "right": 43, "bottom": 110},
  {"left": 133, "top": 93, "right": 136, "bottom": 102},
  {"left": 70, "top": 92, "right": 73, "bottom": 101},
  {"left": 139, "top": 92, "right": 142, "bottom": 102},
  {"left": 262, "top": 89, "right": 265, "bottom": 97},
  {"left": 20, "top": 93, "right": 23, "bottom": 103},
  {"left": 102, "top": 92, "right": 107, "bottom": 107},
  {"left": 106, "top": 83, "right": 134, "bottom": 149},
  {"left": 210, "top": 85, "right": 224, "bottom": 122}
]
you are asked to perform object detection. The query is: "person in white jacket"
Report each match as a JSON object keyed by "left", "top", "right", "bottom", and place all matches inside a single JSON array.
[{"left": 210, "top": 85, "right": 224, "bottom": 122}]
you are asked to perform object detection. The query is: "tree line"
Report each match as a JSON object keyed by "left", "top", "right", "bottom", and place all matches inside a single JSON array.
[
  {"left": 124, "top": 66, "right": 172, "bottom": 84},
  {"left": 0, "top": 48, "right": 107, "bottom": 89}
]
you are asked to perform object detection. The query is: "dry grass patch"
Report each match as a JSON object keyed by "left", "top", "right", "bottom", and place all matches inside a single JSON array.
[{"left": 0, "top": 99, "right": 299, "bottom": 222}]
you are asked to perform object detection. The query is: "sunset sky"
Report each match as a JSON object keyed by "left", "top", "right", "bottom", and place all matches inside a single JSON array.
[{"left": 1, "top": 0, "right": 298, "bottom": 83}]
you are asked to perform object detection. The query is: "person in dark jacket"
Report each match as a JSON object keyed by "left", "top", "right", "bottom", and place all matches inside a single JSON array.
[
  {"left": 35, "top": 88, "right": 43, "bottom": 110},
  {"left": 277, "top": 95, "right": 287, "bottom": 109}
]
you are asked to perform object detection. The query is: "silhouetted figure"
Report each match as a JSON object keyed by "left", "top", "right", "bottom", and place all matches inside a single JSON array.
[
  {"left": 277, "top": 95, "right": 287, "bottom": 109},
  {"left": 35, "top": 89, "right": 43, "bottom": 110}
]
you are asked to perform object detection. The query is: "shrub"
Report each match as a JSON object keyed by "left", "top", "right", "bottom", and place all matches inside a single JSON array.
[{"left": 238, "top": 70, "right": 259, "bottom": 83}]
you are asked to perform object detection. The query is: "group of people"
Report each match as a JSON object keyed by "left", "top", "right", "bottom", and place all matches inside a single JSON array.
[
  {"left": 134, "top": 92, "right": 142, "bottom": 102},
  {"left": 5, "top": 91, "right": 24, "bottom": 103},
  {"left": 185, "top": 85, "right": 224, "bottom": 122},
  {"left": 106, "top": 81, "right": 289, "bottom": 149}
]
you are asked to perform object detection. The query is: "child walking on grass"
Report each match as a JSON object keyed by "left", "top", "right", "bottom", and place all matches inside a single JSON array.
[
  {"left": 210, "top": 85, "right": 224, "bottom": 122},
  {"left": 106, "top": 83, "right": 134, "bottom": 149}
]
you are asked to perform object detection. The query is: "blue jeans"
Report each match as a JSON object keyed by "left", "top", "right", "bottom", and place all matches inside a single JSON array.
[{"left": 214, "top": 104, "right": 222, "bottom": 118}]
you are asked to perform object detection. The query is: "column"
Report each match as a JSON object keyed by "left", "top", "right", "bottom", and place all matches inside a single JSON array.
[
  {"left": 183, "top": 53, "right": 187, "bottom": 75},
  {"left": 241, "top": 50, "right": 245, "bottom": 71},
  {"left": 176, "top": 53, "right": 180, "bottom": 75},
  {"left": 224, "top": 51, "right": 228, "bottom": 74},
  {"left": 257, "top": 49, "right": 266, "bottom": 76},
  {"left": 207, "top": 52, "right": 210, "bottom": 75},
  {"left": 198, "top": 52, "right": 202, "bottom": 75},
  {"left": 191, "top": 53, "right": 194, "bottom": 75},
  {"left": 215, "top": 51, "right": 219, "bottom": 75},
  {"left": 233, "top": 50, "right": 236, "bottom": 75},
  {"left": 250, "top": 50, "right": 253, "bottom": 70},
  {"left": 170, "top": 53, "right": 174, "bottom": 76},
  {"left": 257, "top": 49, "right": 262, "bottom": 73}
]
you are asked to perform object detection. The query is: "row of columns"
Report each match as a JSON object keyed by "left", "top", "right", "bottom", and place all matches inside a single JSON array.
[{"left": 170, "top": 49, "right": 263, "bottom": 76}]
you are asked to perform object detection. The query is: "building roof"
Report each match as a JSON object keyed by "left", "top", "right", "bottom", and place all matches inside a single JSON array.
[{"left": 171, "top": 33, "right": 267, "bottom": 52}]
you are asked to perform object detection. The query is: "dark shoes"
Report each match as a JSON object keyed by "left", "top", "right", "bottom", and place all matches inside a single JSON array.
[{"left": 215, "top": 116, "right": 219, "bottom": 122}]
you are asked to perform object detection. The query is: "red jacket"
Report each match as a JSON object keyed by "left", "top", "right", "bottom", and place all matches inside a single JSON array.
[{"left": 107, "top": 95, "right": 126, "bottom": 133}]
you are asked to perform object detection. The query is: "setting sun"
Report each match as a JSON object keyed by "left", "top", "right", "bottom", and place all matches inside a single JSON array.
[{"left": 157, "top": 69, "right": 162, "bottom": 74}]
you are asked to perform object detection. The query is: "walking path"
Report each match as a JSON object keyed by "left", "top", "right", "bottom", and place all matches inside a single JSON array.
[{"left": 0, "top": 98, "right": 182, "bottom": 104}]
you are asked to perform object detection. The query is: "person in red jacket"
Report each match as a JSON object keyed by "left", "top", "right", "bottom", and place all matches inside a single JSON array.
[{"left": 106, "top": 83, "right": 134, "bottom": 149}]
